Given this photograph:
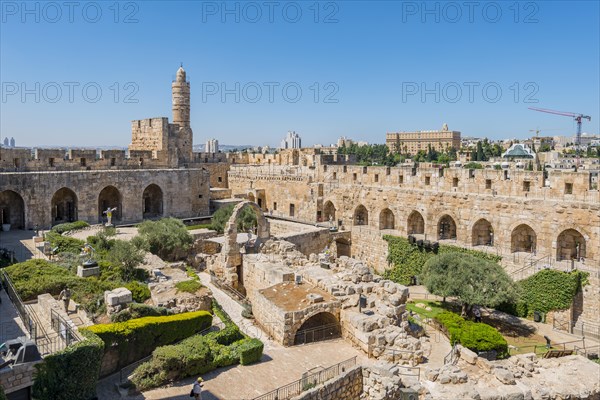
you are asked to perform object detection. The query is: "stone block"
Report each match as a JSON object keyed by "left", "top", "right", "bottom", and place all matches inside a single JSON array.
[
  {"left": 458, "top": 345, "right": 478, "bottom": 364},
  {"left": 77, "top": 265, "right": 100, "bottom": 278}
]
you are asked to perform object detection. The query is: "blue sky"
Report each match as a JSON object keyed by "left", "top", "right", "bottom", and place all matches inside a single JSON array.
[{"left": 1, "top": 0, "right": 599, "bottom": 148}]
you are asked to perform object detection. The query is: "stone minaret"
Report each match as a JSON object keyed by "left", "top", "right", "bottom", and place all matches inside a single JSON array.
[{"left": 172, "top": 66, "right": 190, "bottom": 128}]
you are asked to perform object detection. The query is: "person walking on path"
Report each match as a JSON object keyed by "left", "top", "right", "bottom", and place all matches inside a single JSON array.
[
  {"left": 191, "top": 377, "right": 204, "bottom": 399},
  {"left": 59, "top": 286, "right": 71, "bottom": 313}
]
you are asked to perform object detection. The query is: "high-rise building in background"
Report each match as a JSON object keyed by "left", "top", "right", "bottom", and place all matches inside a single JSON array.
[
  {"left": 206, "top": 138, "right": 219, "bottom": 153},
  {"left": 280, "top": 131, "right": 301, "bottom": 149}
]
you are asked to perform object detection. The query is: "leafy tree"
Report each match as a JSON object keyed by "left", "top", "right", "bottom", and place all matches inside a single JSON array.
[
  {"left": 420, "top": 253, "right": 516, "bottom": 316},
  {"left": 463, "top": 162, "right": 483, "bottom": 169},
  {"left": 136, "top": 218, "right": 193, "bottom": 260},
  {"left": 210, "top": 204, "right": 257, "bottom": 234},
  {"left": 107, "top": 240, "right": 145, "bottom": 280}
]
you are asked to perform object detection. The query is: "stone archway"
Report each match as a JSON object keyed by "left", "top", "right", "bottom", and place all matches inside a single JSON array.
[
  {"left": 335, "top": 238, "right": 351, "bottom": 258},
  {"left": 51, "top": 187, "right": 78, "bottom": 224},
  {"left": 511, "top": 224, "right": 536, "bottom": 253},
  {"left": 379, "top": 208, "right": 395, "bottom": 230},
  {"left": 323, "top": 201, "right": 336, "bottom": 222},
  {"left": 292, "top": 311, "right": 340, "bottom": 345},
  {"left": 437, "top": 214, "right": 457, "bottom": 240},
  {"left": 353, "top": 205, "right": 368, "bottom": 226},
  {"left": 0, "top": 190, "right": 25, "bottom": 229},
  {"left": 407, "top": 211, "right": 425, "bottom": 235},
  {"left": 221, "top": 201, "right": 270, "bottom": 289},
  {"left": 142, "top": 184, "right": 163, "bottom": 219},
  {"left": 98, "top": 186, "right": 122, "bottom": 223},
  {"left": 556, "top": 229, "right": 586, "bottom": 261},
  {"left": 472, "top": 219, "right": 494, "bottom": 246}
]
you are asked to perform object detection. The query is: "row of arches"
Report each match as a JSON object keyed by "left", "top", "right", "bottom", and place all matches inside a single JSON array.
[
  {"left": 0, "top": 184, "right": 163, "bottom": 228},
  {"left": 323, "top": 201, "right": 588, "bottom": 261}
]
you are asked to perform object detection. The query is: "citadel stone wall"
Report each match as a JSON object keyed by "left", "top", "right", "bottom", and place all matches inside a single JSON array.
[{"left": 0, "top": 168, "right": 210, "bottom": 229}]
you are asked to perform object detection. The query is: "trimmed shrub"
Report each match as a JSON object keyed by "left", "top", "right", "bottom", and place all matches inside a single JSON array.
[
  {"left": 237, "top": 338, "right": 264, "bottom": 365},
  {"left": 51, "top": 221, "right": 89, "bottom": 234},
  {"left": 125, "top": 281, "right": 151, "bottom": 303},
  {"left": 434, "top": 311, "right": 508, "bottom": 358},
  {"left": 86, "top": 311, "right": 212, "bottom": 374},
  {"left": 110, "top": 303, "right": 172, "bottom": 323},
  {"left": 32, "top": 330, "right": 104, "bottom": 400},
  {"left": 45, "top": 232, "right": 85, "bottom": 254},
  {"left": 131, "top": 326, "right": 263, "bottom": 391}
]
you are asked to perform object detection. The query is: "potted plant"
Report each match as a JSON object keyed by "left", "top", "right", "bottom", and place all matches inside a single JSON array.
[{"left": 1, "top": 209, "right": 11, "bottom": 232}]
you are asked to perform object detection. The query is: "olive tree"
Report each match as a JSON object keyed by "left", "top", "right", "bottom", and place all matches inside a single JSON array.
[{"left": 420, "top": 252, "right": 516, "bottom": 316}]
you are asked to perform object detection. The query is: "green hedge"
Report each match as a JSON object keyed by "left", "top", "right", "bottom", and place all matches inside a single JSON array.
[
  {"left": 4, "top": 259, "right": 118, "bottom": 314},
  {"left": 498, "top": 270, "right": 588, "bottom": 318},
  {"left": 110, "top": 303, "right": 172, "bottom": 323},
  {"left": 32, "top": 330, "right": 104, "bottom": 400},
  {"left": 45, "top": 232, "right": 85, "bottom": 254},
  {"left": 0, "top": 382, "right": 6, "bottom": 400},
  {"left": 238, "top": 338, "right": 264, "bottom": 365},
  {"left": 125, "top": 281, "right": 151, "bottom": 303},
  {"left": 383, "top": 235, "right": 502, "bottom": 285},
  {"left": 131, "top": 325, "right": 263, "bottom": 391},
  {"left": 51, "top": 221, "right": 90, "bottom": 234},
  {"left": 86, "top": 311, "right": 212, "bottom": 374},
  {"left": 434, "top": 311, "right": 508, "bottom": 358}
]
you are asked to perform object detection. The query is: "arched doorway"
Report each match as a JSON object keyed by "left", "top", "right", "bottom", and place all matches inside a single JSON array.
[
  {"left": 379, "top": 208, "right": 395, "bottom": 230},
  {"left": 323, "top": 201, "right": 336, "bottom": 223},
  {"left": 511, "top": 224, "right": 536, "bottom": 253},
  {"left": 335, "top": 238, "right": 351, "bottom": 258},
  {"left": 407, "top": 211, "right": 425, "bottom": 234},
  {"left": 437, "top": 215, "right": 457, "bottom": 240},
  {"left": 293, "top": 312, "right": 340, "bottom": 345},
  {"left": 472, "top": 219, "right": 493, "bottom": 246},
  {"left": 0, "top": 190, "right": 25, "bottom": 229},
  {"left": 142, "top": 184, "right": 163, "bottom": 219},
  {"left": 98, "top": 186, "right": 122, "bottom": 223},
  {"left": 51, "top": 188, "right": 78, "bottom": 224},
  {"left": 353, "top": 205, "right": 368, "bottom": 226},
  {"left": 556, "top": 229, "right": 586, "bottom": 261}
]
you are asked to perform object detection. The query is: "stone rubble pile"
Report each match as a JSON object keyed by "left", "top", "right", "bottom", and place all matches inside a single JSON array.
[
  {"left": 299, "top": 255, "right": 426, "bottom": 365},
  {"left": 421, "top": 345, "right": 600, "bottom": 400}
]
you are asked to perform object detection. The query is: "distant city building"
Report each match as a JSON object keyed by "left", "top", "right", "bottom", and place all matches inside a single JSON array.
[
  {"left": 386, "top": 124, "right": 460, "bottom": 154},
  {"left": 2, "top": 137, "right": 15, "bottom": 148},
  {"left": 502, "top": 143, "right": 535, "bottom": 159},
  {"left": 461, "top": 136, "right": 482, "bottom": 149},
  {"left": 337, "top": 136, "right": 353, "bottom": 148},
  {"left": 205, "top": 138, "right": 219, "bottom": 153},
  {"left": 577, "top": 133, "right": 600, "bottom": 146},
  {"left": 10, "top": 137, "right": 15, "bottom": 147},
  {"left": 2, "top": 137, "right": 8, "bottom": 147},
  {"left": 280, "top": 131, "right": 301, "bottom": 149}
]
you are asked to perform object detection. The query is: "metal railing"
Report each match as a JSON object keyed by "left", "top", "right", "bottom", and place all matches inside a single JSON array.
[
  {"left": 507, "top": 339, "right": 585, "bottom": 356},
  {"left": 252, "top": 356, "right": 357, "bottom": 400},
  {"left": 443, "top": 344, "right": 459, "bottom": 365},
  {"left": 118, "top": 321, "right": 227, "bottom": 383},
  {"left": 293, "top": 323, "right": 340, "bottom": 346},
  {"left": 50, "top": 308, "right": 80, "bottom": 347},
  {"left": 209, "top": 272, "right": 249, "bottom": 306},
  {"left": 571, "top": 321, "right": 600, "bottom": 340}
]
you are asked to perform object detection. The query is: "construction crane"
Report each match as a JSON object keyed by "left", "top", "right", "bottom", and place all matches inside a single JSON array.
[{"left": 528, "top": 107, "right": 592, "bottom": 164}]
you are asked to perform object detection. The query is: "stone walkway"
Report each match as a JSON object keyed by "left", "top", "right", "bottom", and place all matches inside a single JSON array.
[{"left": 0, "top": 287, "right": 28, "bottom": 343}]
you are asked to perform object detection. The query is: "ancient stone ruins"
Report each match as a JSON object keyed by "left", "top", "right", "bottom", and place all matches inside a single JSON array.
[{"left": 1, "top": 67, "right": 599, "bottom": 399}]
